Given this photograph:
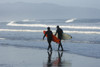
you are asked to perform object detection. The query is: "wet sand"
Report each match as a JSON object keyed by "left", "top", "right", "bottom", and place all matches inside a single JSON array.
[{"left": 0, "top": 45, "right": 100, "bottom": 67}]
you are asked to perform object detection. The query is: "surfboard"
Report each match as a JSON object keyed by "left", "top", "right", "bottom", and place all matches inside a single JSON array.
[
  {"left": 43, "top": 31, "right": 60, "bottom": 44},
  {"left": 62, "top": 33, "right": 72, "bottom": 40},
  {"left": 53, "top": 33, "right": 72, "bottom": 40}
]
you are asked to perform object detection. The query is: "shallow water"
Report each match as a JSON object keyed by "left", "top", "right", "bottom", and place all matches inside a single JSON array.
[{"left": 0, "top": 45, "right": 100, "bottom": 67}]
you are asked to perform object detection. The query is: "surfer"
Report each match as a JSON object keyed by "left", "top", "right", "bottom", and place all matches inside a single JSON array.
[
  {"left": 43, "top": 27, "right": 53, "bottom": 51},
  {"left": 55, "top": 25, "right": 64, "bottom": 51}
]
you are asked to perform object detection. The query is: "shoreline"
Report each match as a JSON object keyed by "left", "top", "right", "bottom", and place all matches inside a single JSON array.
[{"left": 0, "top": 45, "right": 100, "bottom": 67}]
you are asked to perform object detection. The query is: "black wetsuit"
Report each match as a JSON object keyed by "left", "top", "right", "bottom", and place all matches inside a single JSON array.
[
  {"left": 43, "top": 30, "right": 53, "bottom": 50},
  {"left": 55, "top": 27, "right": 63, "bottom": 51},
  {"left": 45, "top": 30, "right": 53, "bottom": 43},
  {"left": 56, "top": 28, "right": 63, "bottom": 40}
]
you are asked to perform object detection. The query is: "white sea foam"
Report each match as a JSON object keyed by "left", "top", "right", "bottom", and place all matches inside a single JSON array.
[
  {"left": 7, "top": 21, "right": 100, "bottom": 30},
  {"left": 6, "top": 20, "right": 100, "bottom": 34},
  {"left": 22, "top": 19, "right": 30, "bottom": 22},
  {"left": 65, "top": 18, "right": 77, "bottom": 23},
  {"left": 7, "top": 21, "right": 15, "bottom": 25},
  {"left": 0, "top": 29, "right": 100, "bottom": 34},
  {"left": 22, "top": 19, "right": 40, "bottom": 22},
  {"left": 0, "top": 29, "right": 42, "bottom": 32},
  {"left": 0, "top": 38, "right": 5, "bottom": 40},
  {"left": 22, "top": 19, "right": 35, "bottom": 22}
]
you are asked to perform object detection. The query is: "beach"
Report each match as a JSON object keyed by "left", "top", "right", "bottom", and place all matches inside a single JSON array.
[{"left": 0, "top": 45, "right": 100, "bottom": 67}]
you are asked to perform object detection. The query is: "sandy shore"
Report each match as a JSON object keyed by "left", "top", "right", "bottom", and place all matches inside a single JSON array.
[{"left": 0, "top": 45, "right": 100, "bottom": 67}]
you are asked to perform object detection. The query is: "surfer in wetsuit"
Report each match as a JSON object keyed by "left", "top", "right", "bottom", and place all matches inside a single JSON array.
[
  {"left": 55, "top": 25, "right": 63, "bottom": 51},
  {"left": 43, "top": 27, "right": 53, "bottom": 51}
]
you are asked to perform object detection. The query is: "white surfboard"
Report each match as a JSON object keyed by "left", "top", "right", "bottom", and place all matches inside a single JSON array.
[
  {"left": 62, "top": 33, "right": 72, "bottom": 40},
  {"left": 53, "top": 33, "right": 72, "bottom": 40}
]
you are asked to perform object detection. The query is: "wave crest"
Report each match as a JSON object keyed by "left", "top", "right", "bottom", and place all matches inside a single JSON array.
[{"left": 65, "top": 18, "right": 77, "bottom": 23}]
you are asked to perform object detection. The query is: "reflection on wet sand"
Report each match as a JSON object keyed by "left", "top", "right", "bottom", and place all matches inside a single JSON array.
[{"left": 44, "top": 51, "right": 71, "bottom": 67}]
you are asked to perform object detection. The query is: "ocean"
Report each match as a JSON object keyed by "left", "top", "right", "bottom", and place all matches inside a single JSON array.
[{"left": 0, "top": 18, "right": 100, "bottom": 58}]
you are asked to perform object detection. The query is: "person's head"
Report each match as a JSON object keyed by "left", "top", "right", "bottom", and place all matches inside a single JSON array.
[
  {"left": 47, "top": 27, "right": 50, "bottom": 30},
  {"left": 57, "top": 25, "right": 59, "bottom": 29}
]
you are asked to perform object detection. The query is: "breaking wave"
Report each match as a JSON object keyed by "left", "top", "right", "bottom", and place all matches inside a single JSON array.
[
  {"left": 22, "top": 19, "right": 40, "bottom": 22},
  {"left": 65, "top": 18, "right": 77, "bottom": 23},
  {"left": 4, "top": 20, "right": 100, "bottom": 34},
  {"left": 0, "top": 29, "right": 100, "bottom": 34},
  {"left": 7, "top": 21, "right": 100, "bottom": 30}
]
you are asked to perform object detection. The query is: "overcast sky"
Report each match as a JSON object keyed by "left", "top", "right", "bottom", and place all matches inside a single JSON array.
[{"left": 0, "top": 0, "right": 100, "bottom": 9}]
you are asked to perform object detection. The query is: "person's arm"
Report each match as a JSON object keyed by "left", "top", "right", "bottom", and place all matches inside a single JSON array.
[
  {"left": 43, "top": 32, "right": 47, "bottom": 40},
  {"left": 55, "top": 30, "right": 57, "bottom": 36}
]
